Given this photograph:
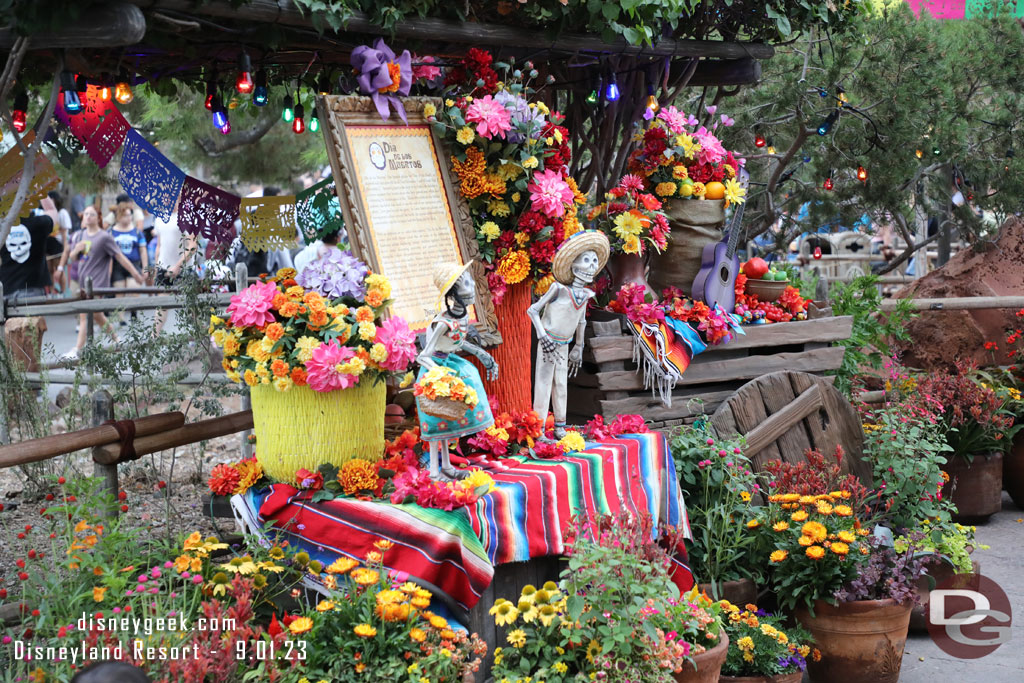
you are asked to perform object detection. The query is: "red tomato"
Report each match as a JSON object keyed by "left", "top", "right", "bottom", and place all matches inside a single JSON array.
[{"left": 743, "top": 257, "right": 770, "bottom": 279}]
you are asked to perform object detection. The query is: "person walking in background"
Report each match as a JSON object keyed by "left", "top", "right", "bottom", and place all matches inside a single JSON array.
[
  {"left": 109, "top": 197, "right": 149, "bottom": 327},
  {"left": 44, "top": 190, "right": 72, "bottom": 292},
  {"left": 60, "top": 205, "right": 146, "bottom": 360},
  {"left": 152, "top": 204, "right": 198, "bottom": 334},
  {"left": 1, "top": 196, "right": 59, "bottom": 302}
]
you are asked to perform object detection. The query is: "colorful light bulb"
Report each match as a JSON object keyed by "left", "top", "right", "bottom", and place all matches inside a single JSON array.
[
  {"left": 212, "top": 96, "right": 228, "bottom": 129},
  {"left": 856, "top": 166, "right": 868, "bottom": 182},
  {"left": 293, "top": 103, "right": 305, "bottom": 134},
  {"left": 114, "top": 78, "right": 133, "bottom": 105},
  {"left": 646, "top": 93, "right": 659, "bottom": 113},
  {"left": 813, "top": 246, "right": 823, "bottom": 260},
  {"left": 282, "top": 96, "right": 294, "bottom": 123},
  {"left": 253, "top": 70, "right": 268, "bottom": 106},
  {"left": 309, "top": 111, "right": 320, "bottom": 133},
  {"left": 60, "top": 71, "right": 82, "bottom": 114},
  {"left": 754, "top": 134, "right": 766, "bottom": 148},
  {"left": 236, "top": 52, "right": 254, "bottom": 95},
  {"left": 11, "top": 91, "right": 27, "bottom": 133},
  {"left": 605, "top": 74, "right": 619, "bottom": 102},
  {"left": 823, "top": 177, "right": 834, "bottom": 191}
]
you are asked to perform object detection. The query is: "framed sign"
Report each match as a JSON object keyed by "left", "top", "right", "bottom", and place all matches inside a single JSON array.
[{"left": 319, "top": 95, "right": 500, "bottom": 345}]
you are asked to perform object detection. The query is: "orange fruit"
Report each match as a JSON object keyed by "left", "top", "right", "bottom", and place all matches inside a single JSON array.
[{"left": 703, "top": 181, "right": 726, "bottom": 200}]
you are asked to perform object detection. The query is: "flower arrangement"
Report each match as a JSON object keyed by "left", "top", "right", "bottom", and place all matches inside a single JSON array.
[
  {"left": 719, "top": 603, "right": 818, "bottom": 678},
  {"left": 916, "top": 360, "right": 1020, "bottom": 462},
  {"left": 762, "top": 446, "right": 872, "bottom": 518},
  {"left": 413, "top": 366, "right": 480, "bottom": 419},
  {"left": 587, "top": 173, "right": 670, "bottom": 255},
  {"left": 208, "top": 456, "right": 266, "bottom": 497},
  {"left": 608, "top": 283, "right": 740, "bottom": 346},
  {"left": 627, "top": 105, "right": 745, "bottom": 206},
  {"left": 291, "top": 541, "right": 486, "bottom": 681},
  {"left": 210, "top": 264, "right": 417, "bottom": 393},
  {"left": 670, "top": 423, "right": 765, "bottom": 592},
  {"left": 433, "top": 50, "right": 586, "bottom": 298}
]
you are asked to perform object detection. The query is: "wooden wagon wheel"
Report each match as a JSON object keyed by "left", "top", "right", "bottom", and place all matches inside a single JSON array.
[{"left": 709, "top": 371, "right": 871, "bottom": 485}]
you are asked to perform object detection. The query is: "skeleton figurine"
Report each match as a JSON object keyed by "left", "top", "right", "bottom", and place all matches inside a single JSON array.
[
  {"left": 528, "top": 230, "right": 610, "bottom": 439},
  {"left": 415, "top": 262, "right": 499, "bottom": 480}
]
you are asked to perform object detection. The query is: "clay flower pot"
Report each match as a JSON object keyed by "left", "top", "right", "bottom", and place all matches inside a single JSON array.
[
  {"left": 720, "top": 673, "right": 803, "bottom": 683},
  {"left": 942, "top": 452, "right": 1003, "bottom": 524},
  {"left": 674, "top": 632, "right": 729, "bottom": 683},
  {"left": 795, "top": 599, "right": 912, "bottom": 683},
  {"left": 607, "top": 251, "right": 655, "bottom": 298},
  {"left": 1002, "top": 432, "right": 1024, "bottom": 509},
  {"left": 697, "top": 578, "right": 758, "bottom": 607}
]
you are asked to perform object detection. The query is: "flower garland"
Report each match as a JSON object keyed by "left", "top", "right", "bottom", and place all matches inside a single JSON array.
[{"left": 210, "top": 263, "right": 417, "bottom": 393}]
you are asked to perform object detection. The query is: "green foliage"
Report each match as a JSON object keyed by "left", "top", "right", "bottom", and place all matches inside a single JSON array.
[
  {"left": 895, "top": 519, "right": 986, "bottom": 575},
  {"left": 713, "top": 5, "right": 1024, "bottom": 254},
  {"left": 670, "top": 421, "right": 765, "bottom": 589},
  {"left": 828, "top": 275, "right": 914, "bottom": 395}
]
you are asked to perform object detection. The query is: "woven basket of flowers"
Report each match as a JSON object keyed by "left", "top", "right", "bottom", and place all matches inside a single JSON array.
[{"left": 414, "top": 366, "right": 479, "bottom": 421}]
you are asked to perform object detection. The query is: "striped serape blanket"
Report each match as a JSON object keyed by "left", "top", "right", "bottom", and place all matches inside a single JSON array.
[{"left": 231, "top": 432, "right": 690, "bottom": 613}]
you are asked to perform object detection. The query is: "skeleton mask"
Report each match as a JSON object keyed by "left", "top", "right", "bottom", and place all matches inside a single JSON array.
[
  {"left": 5, "top": 224, "right": 31, "bottom": 264},
  {"left": 571, "top": 250, "right": 600, "bottom": 283}
]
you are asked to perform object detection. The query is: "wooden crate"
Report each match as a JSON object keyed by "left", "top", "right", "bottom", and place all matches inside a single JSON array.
[{"left": 567, "top": 314, "right": 853, "bottom": 428}]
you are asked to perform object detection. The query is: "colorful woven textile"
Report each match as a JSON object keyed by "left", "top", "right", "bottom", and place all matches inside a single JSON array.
[{"left": 232, "top": 432, "right": 690, "bottom": 612}]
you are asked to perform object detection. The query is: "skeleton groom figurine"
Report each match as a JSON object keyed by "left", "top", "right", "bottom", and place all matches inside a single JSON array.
[
  {"left": 415, "top": 262, "right": 499, "bottom": 480},
  {"left": 528, "top": 230, "right": 610, "bottom": 439}
]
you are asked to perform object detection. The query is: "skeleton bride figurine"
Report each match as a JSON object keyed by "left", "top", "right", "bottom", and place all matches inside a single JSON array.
[
  {"left": 415, "top": 262, "right": 499, "bottom": 480},
  {"left": 528, "top": 230, "right": 610, "bottom": 440}
]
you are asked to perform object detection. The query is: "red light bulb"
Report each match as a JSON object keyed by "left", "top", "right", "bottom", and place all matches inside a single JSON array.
[
  {"left": 100, "top": 86, "right": 111, "bottom": 102},
  {"left": 236, "top": 71, "right": 254, "bottom": 95},
  {"left": 11, "top": 109, "right": 26, "bottom": 133},
  {"left": 293, "top": 116, "right": 305, "bottom": 134},
  {"left": 823, "top": 177, "right": 833, "bottom": 191},
  {"left": 813, "top": 246, "right": 822, "bottom": 260},
  {"left": 857, "top": 166, "right": 868, "bottom": 182},
  {"left": 754, "top": 134, "right": 766, "bottom": 148},
  {"left": 205, "top": 94, "right": 214, "bottom": 110}
]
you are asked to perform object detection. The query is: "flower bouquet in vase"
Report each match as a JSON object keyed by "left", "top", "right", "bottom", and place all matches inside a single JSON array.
[
  {"left": 210, "top": 257, "right": 417, "bottom": 481},
  {"left": 413, "top": 366, "right": 480, "bottom": 421}
]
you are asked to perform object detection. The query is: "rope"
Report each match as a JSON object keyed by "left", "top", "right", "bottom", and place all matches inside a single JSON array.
[{"left": 103, "top": 418, "right": 138, "bottom": 463}]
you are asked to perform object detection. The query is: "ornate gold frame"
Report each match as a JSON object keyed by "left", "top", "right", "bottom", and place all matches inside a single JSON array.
[{"left": 318, "top": 95, "right": 500, "bottom": 345}]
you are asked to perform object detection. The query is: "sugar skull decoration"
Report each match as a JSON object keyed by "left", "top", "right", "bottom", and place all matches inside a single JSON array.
[{"left": 5, "top": 224, "right": 31, "bottom": 264}]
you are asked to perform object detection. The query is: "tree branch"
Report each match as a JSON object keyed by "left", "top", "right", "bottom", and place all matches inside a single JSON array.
[
  {"left": 875, "top": 231, "right": 941, "bottom": 275},
  {"left": 193, "top": 113, "right": 279, "bottom": 157}
]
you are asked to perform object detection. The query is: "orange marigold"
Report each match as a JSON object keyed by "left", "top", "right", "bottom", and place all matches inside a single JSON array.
[
  {"left": 265, "top": 322, "right": 285, "bottom": 342},
  {"left": 271, "top": 359, "right": 290, "bottom": 378},
  {"left": 339, "top": 459, "right": 381, "bottom": 496},
  {"left": 309, "top": 309, "right": 329, "bottom": 328},
  {"left": 496, "top": 250, "right": 531, "bottom": 285},
  {"left": 291, "top": 367, "right": 308, "bottom": 386}
]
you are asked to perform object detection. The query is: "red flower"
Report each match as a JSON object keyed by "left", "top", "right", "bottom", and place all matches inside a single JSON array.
[
  {"left": 295, "top": 468, "right": 324, "bottom": 491},
  {"left": 984, "top": 341, "right": 999, "bottom": 351},
  {"left": 208, "top": 464, "right": 241, "bottom": 497}
]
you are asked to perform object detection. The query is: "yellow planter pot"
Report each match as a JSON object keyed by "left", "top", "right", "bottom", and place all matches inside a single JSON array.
[{"left": 251, "top": 380, "right": 386, "bottom": 482}]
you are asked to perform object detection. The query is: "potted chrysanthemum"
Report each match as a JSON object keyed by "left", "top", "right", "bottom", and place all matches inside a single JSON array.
[{"left": 210, "top": 256, "right": 417, "bottom": 481}]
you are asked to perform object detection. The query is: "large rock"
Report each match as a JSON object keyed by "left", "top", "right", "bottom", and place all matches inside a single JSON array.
[
  {"left": 3, "top": 316, "right": 47, "bottom": 372},
  {"left": 894, "top": 217, "right": 1024, "bottom": 370}
]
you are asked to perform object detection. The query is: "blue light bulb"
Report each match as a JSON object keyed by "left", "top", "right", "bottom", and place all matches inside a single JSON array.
[
  {"left": 253, "top": 85, "right": 268, "bottom": 106},
  {"left": 213, "top": 108, "right": 227, "bottom": 129},
  {"left": 63, "top": 90, "right": 82, "bottom": 114},
  {"left": 605, "top": 81, "right": 620, "bottom": 101}
]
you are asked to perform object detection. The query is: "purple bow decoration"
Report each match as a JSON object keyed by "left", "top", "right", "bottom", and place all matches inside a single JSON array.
[{"left": 351, "top": 38, "right": 412, "bottom": 123}]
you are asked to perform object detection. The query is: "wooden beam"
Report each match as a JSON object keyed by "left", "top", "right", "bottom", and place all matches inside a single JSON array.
[
  {"left": 6, "top": 292, "right": 233, "bottom": 318},
  {"left": 743, "top": 384, "right": 823, "bottom": 457},
  {"left": 687, "top": 58, "right": 762, "bottom": 86},
  {"left": 133, "top": 0, "right": 774, "bottom": 59},
  {"left": 95, "top": 410, "right": 253, "bottom": 463},
  {"left": 0, "top": 3, "right": 146, "bottom": 49},
  {"left": 21, "top": 370, "right": 232, "bottom": 387},
  {"left": 0, "top": 412, "right": 184, "bottom": 469},
  {"left": 879, "top": 296, "right": 1024, "bottom": 311}
]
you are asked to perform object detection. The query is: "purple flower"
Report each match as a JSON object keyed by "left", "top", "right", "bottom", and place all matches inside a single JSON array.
[
  {"left": 297, "top": 249, "right": 369, "bottom": 299},
  {"left": 494, "top": 91, "right": 546, "bottom": 142}
]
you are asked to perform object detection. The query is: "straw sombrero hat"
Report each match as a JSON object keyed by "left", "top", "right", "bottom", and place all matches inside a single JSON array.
[
  {"left": 433, "top": 261, "right": 474, "bottom": 309},
  {"left": 551, "top": 230, "right": 610, "bottom": 285}
]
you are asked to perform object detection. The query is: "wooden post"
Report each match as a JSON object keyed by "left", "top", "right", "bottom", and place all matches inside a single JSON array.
[
  {"left": 937, "top": 165, "right": 952, "bottom": 267},
  {"left": 85, "top": 277, "right": 94, "bottom": 342},
  {"left": 91, "top": 389, "right": 119, "bottom": 519},
  {"left": 0, "top": 281, "right": 8, "bottom": 446},
  {"left": 235, "top": 262, "right": 253, "bottom": 459}
]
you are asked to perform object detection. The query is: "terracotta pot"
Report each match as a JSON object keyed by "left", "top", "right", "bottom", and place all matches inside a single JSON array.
[
  {"left": 942, "top": 452, "right": 1003, "bottom": 524},
  {"left": 698, "top": 578, "right": 758, "bottom": 607},
  {"left": 607, "top": 251, "right": 655, "bottom": 298},
  {"left": 909, "top": 559, "right": 980, "bottom": 633},
  {"left": 674, "top": 632, "right": 730, "bottom": 683},
  {"left": 795, "top": 599, "right": 912, "bottom": 683},
  {"left": 719, "top": 673, "right": 803, "bottom": 683},
  {"left": 1002, "top": 431, "right": 1024, "bottom": 508},
  {"left": 744, "top": 278, "right": 788, "bottom": 303},
  {"left": 648, "top": 199, "right": 725, "bottom": 297}
]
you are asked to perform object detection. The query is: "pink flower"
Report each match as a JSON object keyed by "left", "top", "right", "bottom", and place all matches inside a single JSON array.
[
  {"left": 305, "top": 340, "right": 360, "bottom": 393},
  {"left": 527, "top": 169, "right": 574, "bottom": 218},
  {"left": 657, "top": 106, "right": 690, "bottom": 134},
  {"left": 618, "top": 173, "right": 645, "bottom": 192},
  {"left": 375, "top": 316, "right": 417, "bottom": 372},
  {"left": 412, "top": 54, "right": 441, "bottom": 82},
  {"left": 226, "top": 281, "right": 278, "bottom": 328},
  {"left": 692, "top": 127, "right": 726, "bottom": 165},
  {"left": 466, "top": 95, "right": 512, "bottom": 140}
]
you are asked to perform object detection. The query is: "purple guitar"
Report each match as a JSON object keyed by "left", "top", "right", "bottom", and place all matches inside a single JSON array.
[{"left": 691, "top": 167, "right": 749, "bottom": 313}]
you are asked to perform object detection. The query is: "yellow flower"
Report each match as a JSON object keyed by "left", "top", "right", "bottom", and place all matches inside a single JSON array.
[
  {"left": 295, "top": 336, "right": 321, "bottom": 362},
  {"left": 429, "top": 614, "right": 448, "bottom": 629},
  {"left": 365, "top": 273, "right": 392, "bottom": 299},
  {"left": 770, "top": 550, "right": 788, "bottom": 562},
  {"left": 507, "top": 628, "right": 527, "bottom": 648},
  {"left": 370, "top": 343, "right": 388, "bottom": 363},
  {"left": 724, "top": 178, "right": 746, "bottom": 205},
  {"left": 772, "top": 521, "right": 789, "bottom": 532},
  {"left": 834, "top": 505, "right": 853, "bottom": 517},
  {"left": 536, "top": 102, "right": 550, "bottom": 115},
  {"left": 490, "top": 599, "right": 519, "bottom": 626},
  {"left": 740, "top": 491, "right": 752, "bottom": 502},
  {"left": 351, "top": 568, "right": 379, "bottom": 585},
  {"left": 675, "top": 134, "right": 700, "bottom": 158},
  {"left": 93, "top": 586, "right": 107, "bottom": 602},
  {"left": 423, "top": 103, "right": 437, "bottom": 118},
  {"left": 801, "top": 521, "right": 828, "bottom": 543},
  {"left": 409, "top": 627, "right": 427, "bottom": 642},
  {"left": 289, "top": 616, "right": 314, "bottom": 634},
  {"left": 816, "top": 501, "right": 834, "bottom": 515},
  {"left": 326, "top": 557, "right": 358, "bottom": 575},
  {"left": 538, "top": 604, "right": 558, "bottom": 626},
  {"left": 557, "top": 430, "right": 586, "bottom": 453},
  {"left": 831, "top": 542, "right": 850, "bottom": 556},
  {"left": 746, "top": 519, "right": 760, "bottom": 529},
  {"left": 480, "top": 221, "right": 501, "bottom": 241},
  {"left": 692, "top": 181, "right": 706, "bottom": 198},
  {"left": 838, "top": 530, "right": 856, "bottom": 543},
  {"left": 338, "top": 356, "right": 366, "bottom": 376},
  {"left": 655, "top": 182, "right": 677, "bottom": 197},
  {"left": 612, "top": 211, "right": 644, "bottom": 238},
  {"left": 622, "top": 234, "right": 641, "bottom": 255},
  {"left": 400, "top": 371, "right": 414, "bottom": 388},
  {"left": 496, "top": 250, "right": 530, "bottom": 285},
  {"left": 461, "top": 469, "right": 496, "bottom": 494},
  {"left": 358, "top": 321, "right": 377, "bottom": 341},
  {"left": 445, "top": 98, "right": 455, "bottom": 107},
  {"left": 273, "top": 376, "right": 293, "bottom": 393},
  {"left": 488, "top": 200, "right": 511, "bottom": 217},
  {"left": 353, "top": 623, "right": 377, "bottom": 638},
  {"left": 805, "top": 545, "right": 825, "bottom": 560},
  {"left": 456, "top": 127, "right": 475, "bottom": 145},
  {"left": 737, "top": 636, "right": 755, "bottom": 652},
  {"left": 791, "top": 510, "right": 809, "bottom": 522},
  {"left": 316, "top": 600, "right": 335, "bottom": 612},
  {"left": 797, "top": 535, "right": 814, "bottom": 547},
  {"left": 672, "top": 165, "right": 689, "bottom": 180},
  {"left": 522, "top": 155, "right": 539, "bottom": 169}
]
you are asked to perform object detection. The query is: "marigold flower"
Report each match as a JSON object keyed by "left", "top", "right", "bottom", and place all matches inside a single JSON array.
[
  {"left": 797, "top": 535, "right": 814, "bottom": 547},
  {"left": 351, "top": 568, "right": 379, "bottom": 586},
  {"left": 805, "top": 545, "right": 825, "bottom": 560},
  {"left": 834, "top": 505, "right": 853, "bottom": 517},
  {"left": 831, "top": 542, "right": 850, "bottom": 556},
  {"left": 326, "top": 557, "right": 359, "bottom": 575},
  {"left": 410, "top": 627, "right": 427, "bottom": 642},
  {"left": 353, "top": 623, "right": 377, "bottom": 638},
  {"left": 801, "top": 521, "right": 828, "bottom": 543},
  {"left": 772, "top": 521, "right": 789, "bottom": 532},
  {"left": 770, "top": 550, "right": 788, "bottom": 562},
  {"left": 791, "top": 510, "right": 809, "bottom": 522}
]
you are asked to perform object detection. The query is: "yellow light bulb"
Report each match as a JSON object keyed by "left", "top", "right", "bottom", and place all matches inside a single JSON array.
[
  {"left": 766, "top": 146, "right": 776, "bottom": 155},
  {"left": 114, "top": 81, "right": 133, "bottom": 104},
  {"left": 646, "top": 94, "right": 659, "bottom": 112}
]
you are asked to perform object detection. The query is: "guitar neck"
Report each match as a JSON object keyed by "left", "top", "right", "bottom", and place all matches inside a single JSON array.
[{"left": 723, "top": 168, "right": 749, "bottom": 258}]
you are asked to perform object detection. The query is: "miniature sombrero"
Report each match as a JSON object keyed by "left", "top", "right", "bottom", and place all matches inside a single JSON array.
[
  {"left": 433, "top": 261, "right": 474, "bottom": 309},
  {"left": 551, "top": 230, "right": 610, "bottom": 285}
]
